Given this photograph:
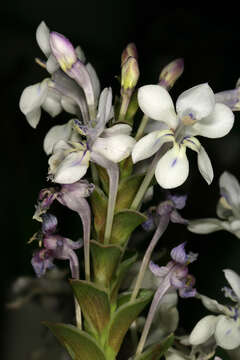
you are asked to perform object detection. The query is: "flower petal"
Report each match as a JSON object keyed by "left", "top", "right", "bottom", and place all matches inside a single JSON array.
[
  {"left": 215, "top": 315, "right": 240, "bottom": 350},
  {"left": 223, "top": 269, "right": 240, "bottom": 300},
  {"left": 149, "top": 261, "right": 170, "bottom": 277},
  {"left": 43, "top": 122, "right": 73, "bottom": 155},
  {"left": 102, "top": 124, "right": 132, "bottom": 137},
  {"left": 197, "top": 145, "right": 214, "bottom": 185},
  {"left": 132, "top": 130, "right": 174, "bottom": 163},
  {"left": 138, "top": 85, "right": 178, "bottom": 129},
  {"left": 92, "top": 134, "right": 136, "bottom": 163},
  {"left": 191, "top": 103, "right": 234, "bottom": 138},
  {"left": 42, "top": 89, "right": 62, "bottom": 117},
  {"left": 36, "top": 21, "right": 51, "bottom": 57},
  {"left": 189, "top": 315, "right": 218, "bottom": 345},
  {"left": 46, "top": 54, "right": 59, "bottom": 73},
  {"left": 176, "top": 83, "right": 215, "bottom": 120},
  {"left": 199, "top": 294, "right": 229, "bottom": 314},
  {"left": 86, "top": 63, "right": 101, "bottom": 103},
  {"left": 54, "top": 151, "right": 90, "bottom": 184},
  {"left": 155, "top": 144, "right": 189, "bottom": 189},
  {"left": 219, "top": 171, "right": 240, "bottom": 210},
  {"left": 187, "top": 219, "right": 223, "bottom": 234},
  {"left": 170, "top": 242, "right": 187, "bottom": 264}
]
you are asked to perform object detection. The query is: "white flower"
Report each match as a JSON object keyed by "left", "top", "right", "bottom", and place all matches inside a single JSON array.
[
  {"left": 189, "top": 269, "right": 240, "bottom": 350},
  {"left": 188, "top": 171, "right": 240, "bottom": 239},
  {"left": 20, "top": 21, "right": 100, "bottom": 128},
  {"left": 47, "top": 88, "right": 135, "bottom": 184},
  {"left": 132, "top": 84, "right": 234, "bottom": 188}
]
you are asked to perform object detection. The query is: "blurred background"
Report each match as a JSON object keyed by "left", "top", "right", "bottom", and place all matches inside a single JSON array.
[{"left": 2, "top": 2, "right": 240, "bottom": 359}]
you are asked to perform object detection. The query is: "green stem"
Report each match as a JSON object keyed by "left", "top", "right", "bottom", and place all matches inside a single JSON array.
[
  {"left": 104, "top": 165, "right": 119, "bottom": 244},
  {"left": 118, "top": 94, "right": 130, "bottom": 123},
  {"left": 74, "top": 297, "right": 82, "bottom": 329},
  {"left": 135, "top": 114, "right": 149, "bottom": 141},
  {"left": 130, "top": 214, "right": 170, "bottom": 302}
]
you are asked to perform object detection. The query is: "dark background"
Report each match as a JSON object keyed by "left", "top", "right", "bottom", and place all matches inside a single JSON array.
[{"left": 2, "top": 2, "right": 240, "bottom": 359}]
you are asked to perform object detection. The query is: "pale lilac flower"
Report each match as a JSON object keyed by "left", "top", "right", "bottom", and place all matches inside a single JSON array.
[
  {"left": 132, "top": 84, "right": 234, "bottom": 188},
  {"left": 188, "top": 171, "right": 240, "bottom": 239},
  {"left": 215, "top": 77, "right": 240, "bottom": 111},
  {"left": 189, "top": 269, "right": 240, "bottom": 350}
]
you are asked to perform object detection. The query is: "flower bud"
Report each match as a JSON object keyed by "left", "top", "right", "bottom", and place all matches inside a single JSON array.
[
  {"left": 50, "top": 32, "right": 77, "bottom": 72},
  {"left": 121, "top": 42, "right": 138, "bottom": 65},
  {"left": 159, "top": 58, "right": 184, "bottom": 90},
  {"left": 121, "top": 56, "right": 140, "bottom": 93}
]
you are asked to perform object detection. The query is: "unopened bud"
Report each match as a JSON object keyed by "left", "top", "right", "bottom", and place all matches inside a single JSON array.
[
  {"left": 50, "top": 32, "right": 77, "bottom": 72},
  {"left": 121, "top": 56, "right": 140, "bottom": 92},
  {"left": 159, "top": 58, "right": 184, "bottom": 90},
  {"left": 121, "top": 42, "right": 138, "bottom": 65}
]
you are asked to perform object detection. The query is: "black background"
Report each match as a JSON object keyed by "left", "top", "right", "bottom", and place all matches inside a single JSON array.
[{"left": 2, "top": 2, "right": 240, "bottom": 359}]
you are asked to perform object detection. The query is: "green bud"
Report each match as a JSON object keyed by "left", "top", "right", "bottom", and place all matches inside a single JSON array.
[{"left": 121, "top": 56, "right": 140, "bottom": 93}]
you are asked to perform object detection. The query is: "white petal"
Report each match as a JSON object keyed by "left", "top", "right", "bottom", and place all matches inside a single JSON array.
[
  {"left": 215, "top": 315, "right": 240, "bottom": 350},
  {"left": 19, "top": 81, "right": 48, "bottom": 117},
  {"left": 165, "top": 353, "right": 187, "bottom": 360},
  {"left": 42, "top": 89, "right": 62, "bottom": 117},
  {"left": 191, "top": 103, "right": 234, "bottom": 138},
  {"left": 187, "top": 219, "right": 223, "bottom": 234},
  {"left": 48, "top": 140, "right": 71, "bottom": 174},
  {"left": 197, "top": 145, "right": 214, "bottom": 185},
  {"left": 137, "top": 85, "right": 178, "bottom": 129},
  {"left": 189, "top": 315, "right": 218, "bottom": 345},
  {"left": 132, "top": 130, "right": 174, "bottom": 163},
  {"left": 46, "top": 54, "right": 59, "bottom": 74},
  {"left": 223, "top": 269, "right": 240, "bottom": 300},
  {"left": 219, "top": 171, "right": 240, "bottom": 210},
  {"left": 75, "top": 45, "right": 86, "bottom": 63},
  {"left": 36, "top": 21, "right": 51, "bottom": 56},
  {"left": 86, "top": 63, "right": 101, "bottom": 103},
  {"left": 25, "top": 108, "right": 42, "bottom": 128},
  {"left": 145, "top": 119, "right": 170, "bottom": 133},
  {"left": 92, "top": 135, "right": 136, "bottom": 163},
  {"left": 102, "top": 124, "right": 132, "bottom": 137},
  {"left": 43, "top": 122, "right": 73, "bottom": 155},
  {"left": 61, "top": 96, "right": 78, "bottom": 115},
  {"left": 199, "top": 294, "right": 229, "bottom": 314},
  {"left": 54, "top": 151, "right": 90, "bottom": 184},
  {"left": 155, "top": 144, "right": 189, "bottom": 189},
  {"left": 176, "top": 83, "right": 215, "bottom": 120}
]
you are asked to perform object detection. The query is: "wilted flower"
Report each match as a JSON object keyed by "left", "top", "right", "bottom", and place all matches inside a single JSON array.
[
  {"left": 132, "top": 84, "right": 234, "bottom": 188},
  {"left": 189, "top": 269, "right": 240, "bottom": 350},
  {"left": 188, "top": 171, "right": 240, "bottom": 239}
]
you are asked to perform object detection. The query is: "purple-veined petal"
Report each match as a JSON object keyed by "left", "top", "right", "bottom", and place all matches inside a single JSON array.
[
  {"left": 54, "top": 150, "right": 90, "bottom": 184},
  {"left": 31, "top": 249, "right": 55, "bottom": 277},
  {"left": 170, "top": 242, "right": 187, "bottom": 264},
  {"left": 36, "top": 21, "right": 51, "bottom": 57},
  {"left": 215, "top": 315, "right": 240, "bottom": 350},
  {"left": 132, "top": 130, "right": 174, "bottom": 163},
  {"left": 189, "top": 315, "right": 219, "bottom": 345},
  {"left": 168, "top": 194, "right": 187, "bottom": 209},
  {"left": 215, "top": 88, "right": 240, "bottom": 111},
  {"left": 223, "top": 269, "right": 240, "bottom": 301},
  {"left": 138, "top": 85, "right": 178, "bottom": 129},
  {"left": 191, "top": 103, "right": 234, "bottom": 138},
  {"left": 187, "top": 218, "right": 223, "bottom": 234},
  {"left": 43, "top": 121, "right": 73, "bottom": 155},
  {"left": 171, "top": 275, "right": 186, "bottom": 289},
  {"left": 176, "top": 83, "right": 215, "bottom": 120},
  {"left": 155, "top": 144, "right": 189, "bottom": 189},
  {"left": 219, "top": 171, "right": 240, "bottom": 210},
  {"left": 92, "top": 134, "right": 136, "bottom": 163},
  {"left": 42, "top": 213, "right": 58, "bottom": 235}
]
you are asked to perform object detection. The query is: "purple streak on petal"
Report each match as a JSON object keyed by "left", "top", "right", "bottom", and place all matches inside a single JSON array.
[
  {"left": 42, "top": 213, "right": 58, "bottom": 235},
  {"left": 170, "top": 210, "right": 188, "bottom": 224},
  {"left": 179, "top": 286, "right": 197, "bottom": 298},
  {"left": 171, "top": 158, "right": 177, "bottom": 167},
  {"left": 170, "top": 242, "right": 187, "bottom": 264},
  {"left": 31, "top": 249, "right": 55, "bottom": 277},
  {"left": 222, "top": 286, "right": 239, "bottom": 302}
]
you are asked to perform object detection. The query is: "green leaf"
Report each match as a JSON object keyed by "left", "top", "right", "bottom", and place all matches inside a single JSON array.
[
  {"left": 110, "top": 251, "right": 138, "bottom": 303},
  {"left": 70, "top": 280, "right": 110, "bottom": 336},
  {"left": 134, "top": 334, "right": 174, "bottom": 360},
  {"left": 119, "top": 156, "right": 133, "bottom": 180},
  {"left": 90, "top": 186, "right": 107, "bottom": 242},
  {"left": 95, "top": 164, "right": 109, "bottom": 194},
  {"left": 90, "top": 240, "right": 123, "bottom": 288},
  {"left": 108, "top": 289, "right": 153, "bottom": 354},
  {"left": 110, "top": 210, "right": 147, "bottom": 245},
  {"left": 116, "top": 174, "right": 144, "bottom": 211},
  {"left": 43, "top": 322, "right": 106, "bottom": 360}
]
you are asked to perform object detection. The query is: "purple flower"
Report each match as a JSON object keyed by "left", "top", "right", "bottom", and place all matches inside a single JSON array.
[
  {"left": 31, "top": 214, "right": 83, "bottom": 279},
  {"left": 149, "top": 242, "right": 197, "bottom": 298}
]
